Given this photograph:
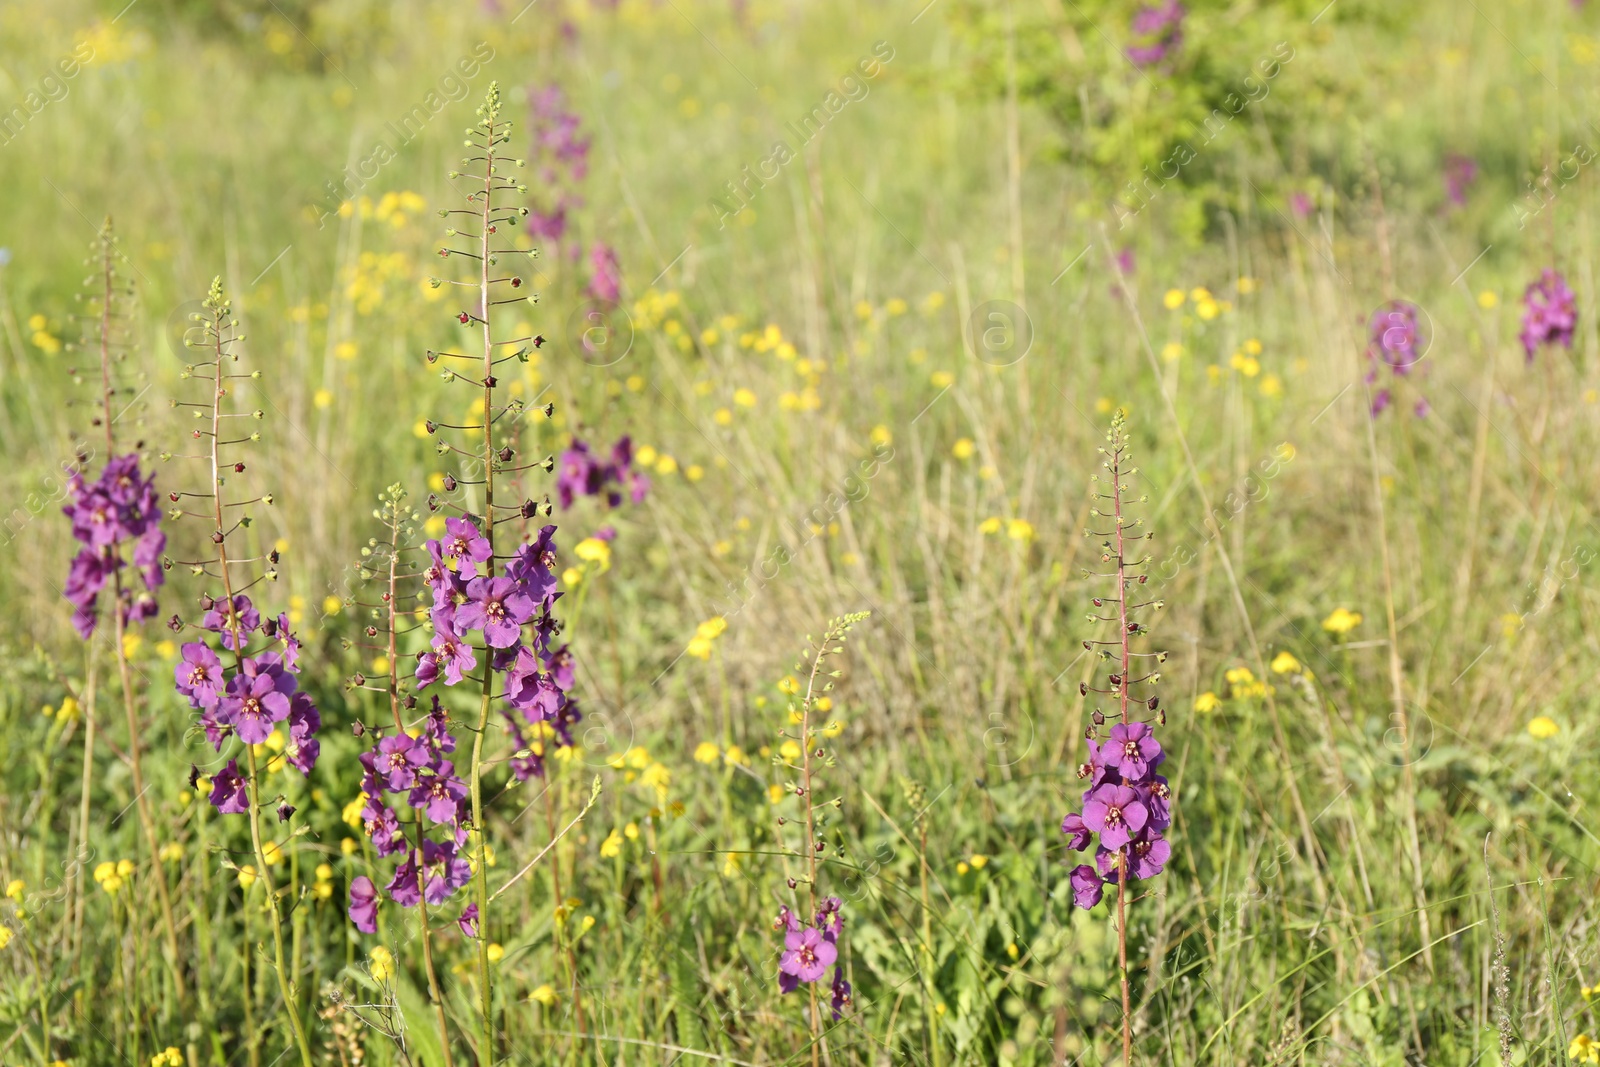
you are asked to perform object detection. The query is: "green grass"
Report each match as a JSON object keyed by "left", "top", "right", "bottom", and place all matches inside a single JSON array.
[{"left": 2, "top": 0, "right": 1600, "bottom": 1064}]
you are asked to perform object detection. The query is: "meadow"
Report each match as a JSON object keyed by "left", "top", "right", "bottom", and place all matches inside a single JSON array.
[{"left": 1, "top": 0, "right": 1599, "bottom": 1064}]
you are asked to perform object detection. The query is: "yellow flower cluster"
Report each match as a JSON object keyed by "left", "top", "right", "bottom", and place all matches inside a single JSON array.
[
  {"left": 94, "top": 859, "right": 135, "bottom": 894},
  {"left": 313, "top": 863, "right": 335, "bottom": 901},
  {"left": 149, "top": 1047, "right": 183, "bottom": 1066},
  {"left": 609, "top": 746, "right": 672, "bottom": 802},
  {"left": 1224, "top": 666, "right": 1273, "bottom": 700},
  {"left": 28, "top": 313, "right": 61, "bottom": 354},
  {"left": 41, "top": 696, "right": 81, "bottom": 724},
  {"left": 977, "top": 517, "right": 1035, "bottom": 542},
  {"left": 343, "top": 249, "right": 414, "bottom": 316},
  {"left": 686, "top": 616, "right": 727, "bottom": 660},
  {"left": 631, "top": 288, "right": 683, "bottom": 332},
  {"left": 369, "top": 945, "right": 395, "bottom": 982},
  {"left": 1528, "top": 715, "right": 1560, "bottom": 740}
]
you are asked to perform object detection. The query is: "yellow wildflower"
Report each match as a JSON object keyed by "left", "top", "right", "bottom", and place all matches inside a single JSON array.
[
  {"left": 694, "top": 742, "right": 721, "bottom": 764},
  {"left": 1270, "top": 651, "right": 1301, "bottom": 674},
  {"left": 1321, "top": 608, "right": 1363, "bottom": 635},
  {"left": 369, "top": 945, "right": 394, "bottom": 982},
  {"left": 600, "top": 829, "right": 623, "bottom": 858},
  {"left": 1528, "top": 716, "right": 1560, "bottom": 740}
]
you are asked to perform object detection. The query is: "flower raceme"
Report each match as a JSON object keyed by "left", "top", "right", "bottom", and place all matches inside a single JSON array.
[
  {"left": 773, "top": 897, "right": 851, "bottom": 1018},
  {"left": 415, "top": 516, "right": 578, "bottom": 782},
  {"left": 1520, "top": 269, "right": 1577, "bottom": 362},
  {"left": 175, "top": 597, "right": 320, "bottom": 780},
  {"left": 63, "top": 454, "right": 165, "bottom": 637},
  {"left": 556, "top": 435, "right": 649, "bottom": 509},
  {"left": 1062, "top": 412, "right": 1172, "bottom": 1061},
  {"left": 347, "top": 698, "right": 473, "bottom": 930}
]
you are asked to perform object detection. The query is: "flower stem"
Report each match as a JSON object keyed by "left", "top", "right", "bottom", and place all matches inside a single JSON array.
[
  {"left": 206, "top": 301, "right": 313, "bottom": 1067},
  {"left": 1112, "top": 427, "right": 1133, "bottom": 1065}
]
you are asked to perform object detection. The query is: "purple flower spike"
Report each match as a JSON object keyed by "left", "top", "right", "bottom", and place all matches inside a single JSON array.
[
  {"left": 210, "top": 760, "right": 249, "bottom": 814},
  {"left": 1520, "top": 269, "right": 1577, "bottom": 362},
  {"left": 458, "top": 902, "right": 480, "bottom": 937},
  {"left": 779, "top": 926, "right": 838, "bottom": 987},
  {"left": 348, "top": 875, "right": 379, "bottom": 933},
  {"left": 1127, "top": 1, "right": 1185, "bottom": 67},
  {"left": 1082, "top": 783, "right": 1148, "bottom": 851},
  {"left": 1069, "top": 864, "right": 1105, "bottom": 909}
]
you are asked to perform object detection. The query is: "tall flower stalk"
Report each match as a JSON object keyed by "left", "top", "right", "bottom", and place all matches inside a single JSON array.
[
  {"left": 343, "top": 484, "right": 456, "bottom": 1064},
  {"left": 1062, "top": 411, "right": 1172, "bottom": 1063},
  {"left": 421, "top": 82, "right": 570, "bottom": 1065},
  {"left": 165, "top": 278, "right": 319, "bottom": 1067},
  {"left": 772, "top": 612, "right": 866, "bottom": 1065},
  {"left": 61, "top": 217, "right": 186, "bottom": 1008}
]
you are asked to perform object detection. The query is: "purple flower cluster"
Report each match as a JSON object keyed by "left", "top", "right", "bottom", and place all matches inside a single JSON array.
[
  {"left": 417, "top": 517, "right": 578, "bottom": 781},
  {"left": 1061, "top": 721, "right": 1172, "bottom": 909},
  {"left": 1127, "top": 1, "right": 1185, "bottom": 68},
  {"left": 525, "top": 84, "right": 591, "bottom": 243},
  {"left": 1520, "top": 269, "right": 1577, "bottom": 363},
  {"left": 557, "top": 436, "right": 650, "bottom": 510},
  {"left": 1443, "top": 153, "right": 1478, "bottom": 208},
  {"left": 347, "top": 698, "right": 471, "bottom": 932},
  {"left": 774, "top": 897, "right": 851, "bottom": 1018},
  {"left": 175, "top": 595, "right": 321, "bottom": 813},
  {"left": 588, "top": 242, "right": 621, "bottom": 302},
  {"left": 62, "top": 454, "right": 165, "bottom": 637},
  {"left": 1365, "top": 300, "right": 1430, "bottom": 418}
]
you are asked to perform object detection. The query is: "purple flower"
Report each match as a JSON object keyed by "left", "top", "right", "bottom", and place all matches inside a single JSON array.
[
  {"left": 1060, "top": 812, "right": 1092, "bottom": 851},
  {"left": 218, "top": 671, "right": 292, "bottom": 745},
  {"left": 1082, "top": 783, "right": 1148, "bottom": 851},
  {"left": 202, "top": 594, "right": 260, "bottom": 650},
  {"left": 376, "top": 733, "right": 429, "bottom": 791},
  {"left": 1106, "top": 721, "right": 1162, "bottom": 780},
  {"left": 278, "top": 693, "right": 321, "bottom": 776},
  {"left": 1367, "top": 301, "right": 1425, "bottom": 375},
  {"left": 348, "top": 875, "right": 378, "bottom": 933},
  {"left": 440, "top": 516, "right": 493, "bottom": 578},
  {"left": 175, "top": 642, "right": 224, "bottom": 709},
  {"left": 830, "top": 968, "right": 852, "bottom": 1019},
  {"left": 1290, "top": 192, "right": 1313, "bottom": 219},
  {"left": 588, "top": 242, "right": 621, "bottom": 302},
  {"left": 418, "top": 633, "right": 478, "bottom": 688},
  {"left": 422, "top": 838, "right": 473, "bottom": 904},
  {"left": 1145, "top": 776, "right": 1172, "bottom": 831},
  {"left": 1069, "top": 864, "right": 1104, "bottom": 909},
  {"left": 386, "top": 851, "right": 423, "bottom": 908},
  {"left": 557, "top": 438, "right": 648, "bottom": 510},
  {"left": 209, "top": 759, "right": 249, "bottom": 814},
  {"left": 1370, "top": 388, "right": 1392, "bottom": 417},
  {"left": 364, "top": 804, "right": 407, "bottom": 857},
  {"left": 814, "top": 896, "right": 844, "bottom": 942},
  {"left": 457, "top": 576, "right": 535, "bottom": 648},
  {"left": 1127, "top": 1, "right": 1185, "bottom": 67},
  {"left": 779, "top": 926, "right": 837, "bottom": 987},
  {"left": 1128, "top": 831, "right": 1172, "bottom": 880},
  {"left": 409, "top": 761, "right": 470, "bottom": 825},
  {"left": 1520, "top": 269, "right": 1577, "bottom": 362},
  {"left": 1443, "top": 153, "right": 1478, "bottom": 208},
  {"left": 458, "top": 902, "right": 480, "bottom": 937}
]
